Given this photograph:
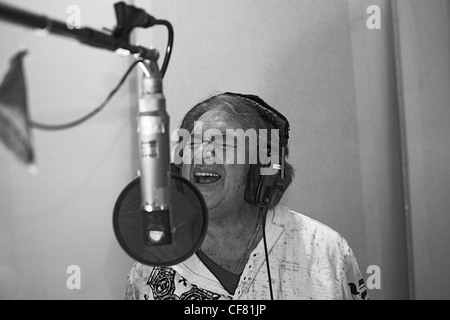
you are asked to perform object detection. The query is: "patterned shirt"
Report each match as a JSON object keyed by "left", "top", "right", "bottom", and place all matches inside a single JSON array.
[{"left": 124, "top": 205, "right": 369, "bottom": 300}]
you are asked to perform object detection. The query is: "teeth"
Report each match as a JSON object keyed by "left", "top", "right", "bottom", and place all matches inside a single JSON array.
[{"left": 195, "top": 172, "right": 220, "bottom": 177}]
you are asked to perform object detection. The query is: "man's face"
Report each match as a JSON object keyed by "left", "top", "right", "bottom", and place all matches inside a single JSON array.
[{"left": 181, "top": 109, "right": 251, "bottom": 215}]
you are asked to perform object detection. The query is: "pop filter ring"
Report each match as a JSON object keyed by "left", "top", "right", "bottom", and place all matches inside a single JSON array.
[{"left": 112, "top": 174, "right": 208, "bottom": 267}]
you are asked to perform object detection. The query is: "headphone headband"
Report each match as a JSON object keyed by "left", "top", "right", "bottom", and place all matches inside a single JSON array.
[{"left": 223, "top": 92, "right": 290, "bottom": 148}]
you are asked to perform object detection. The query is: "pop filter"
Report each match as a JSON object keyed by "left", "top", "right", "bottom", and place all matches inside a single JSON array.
[{"left": 113, "top": 173, "right": 208, "bottom": 266}]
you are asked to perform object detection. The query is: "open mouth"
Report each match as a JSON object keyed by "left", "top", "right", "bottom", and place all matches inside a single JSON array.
[{"left": 194, "top": 171, "right": 222, "bottom": 184}]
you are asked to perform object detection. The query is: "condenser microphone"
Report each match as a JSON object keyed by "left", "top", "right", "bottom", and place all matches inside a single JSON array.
[
  {"left": 113, "top": 61, "right": 209, "bottom": 266},
  {"left": 137, "top": 64, "right": 171, "bottom": 245}
]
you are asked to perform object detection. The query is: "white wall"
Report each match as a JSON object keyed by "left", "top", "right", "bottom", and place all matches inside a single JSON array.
[
  {"left": 136, "top": 0, "right": 410, "bottom": 300},
  {"left": 394, "top": 0, "right": 450, "bottom": 299},
  {"left": 0, "top": 0, "right": 135, "bottom": 299}
]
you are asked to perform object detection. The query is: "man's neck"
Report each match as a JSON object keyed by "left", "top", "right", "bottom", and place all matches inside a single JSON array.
[
  {"left": 199, "top": 204, "right": 263, "bottom": 272},
  {"left": 207, "top": 203, "right": 260, "bottom": 233}
]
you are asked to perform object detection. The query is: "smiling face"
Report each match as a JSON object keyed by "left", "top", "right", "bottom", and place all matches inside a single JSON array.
[{"left": 181, "top": 109, "right": 251, "bottom": 218}]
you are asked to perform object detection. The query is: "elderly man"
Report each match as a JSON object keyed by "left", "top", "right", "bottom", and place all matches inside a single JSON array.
[{"left": 124, "top": 92, "right": 368, "bottom": 300}]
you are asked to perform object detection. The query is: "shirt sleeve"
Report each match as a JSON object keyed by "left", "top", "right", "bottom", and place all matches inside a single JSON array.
[{"left": 340, "top": 241, "right": 370, "bottom": 300}]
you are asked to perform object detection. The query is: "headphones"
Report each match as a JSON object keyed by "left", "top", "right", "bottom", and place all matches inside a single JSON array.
[
  {"left": 224, "top": 93, "right": 290, "bottom": 209},
  {"left": 172, "top": 92, "right": 290, "bottom": 209}
]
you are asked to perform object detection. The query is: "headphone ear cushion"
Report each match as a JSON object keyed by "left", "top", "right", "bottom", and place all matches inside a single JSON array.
[
  {"left": 170, "top": 163, "right": 181, "bottom": 176},
  {"left": 244, "top": 165, "right": 260, "bottom": 205}
]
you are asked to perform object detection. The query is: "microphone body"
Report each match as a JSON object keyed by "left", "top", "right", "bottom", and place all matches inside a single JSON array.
[{"left": 138, "top": 74, "right": 171, "bottom": 245}]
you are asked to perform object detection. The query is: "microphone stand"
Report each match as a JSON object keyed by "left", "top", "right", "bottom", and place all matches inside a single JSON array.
[
  {"left": 0, "top": 2, "right": 171, "bottom": 243},
  {"left": 0, "top": 2, "right": 160, "bottom": 61},
  {"left": 1, "top": 2, "right": 210, "bottom": 265}
]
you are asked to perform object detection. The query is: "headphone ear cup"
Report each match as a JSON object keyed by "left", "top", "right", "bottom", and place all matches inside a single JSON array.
[
  {"left": 268, "top": 175, "right": 288, "bottom": 208},
  {"left": 256, "top": 173, "right": 276, "bottom": 207},
  {"left": 245, "top": 164, "right": 280, "bottom": 207},
  {"left": 245, "top": 164, "right": 289, "bottom": 208}
]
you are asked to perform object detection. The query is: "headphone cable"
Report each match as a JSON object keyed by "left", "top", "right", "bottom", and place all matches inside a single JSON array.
[{"left": 261, "top": 206, "right": 274, "bottom": 300}]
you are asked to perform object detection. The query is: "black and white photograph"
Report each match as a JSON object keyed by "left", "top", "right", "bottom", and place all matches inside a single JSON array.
[{"left": 0, "top": 0, "right": 449, "bottom": 303}]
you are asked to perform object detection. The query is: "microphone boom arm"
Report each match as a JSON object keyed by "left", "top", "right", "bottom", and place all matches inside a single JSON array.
[{"left": 0, "top": 2, "right": 159, "bottom": 61}]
